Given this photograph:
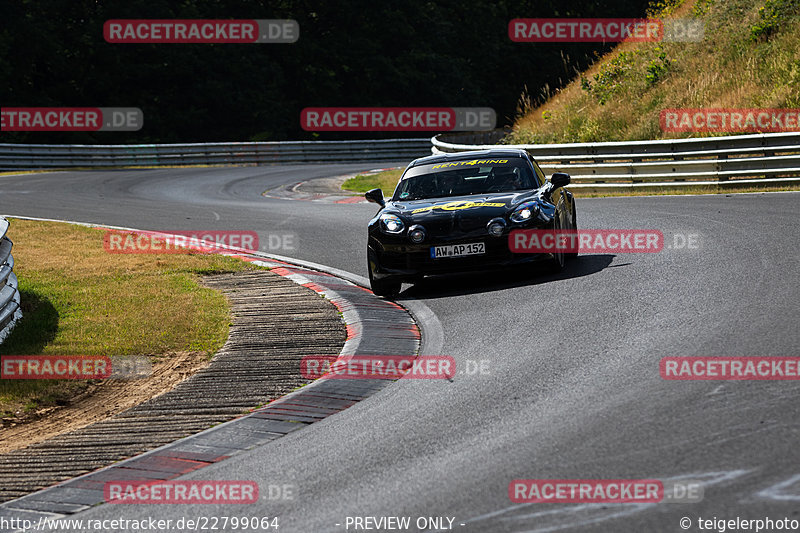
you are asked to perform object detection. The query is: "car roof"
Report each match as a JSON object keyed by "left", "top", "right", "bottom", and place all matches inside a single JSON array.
[{"left": 407, "top": 148, "right": 530, "bottom": 169}]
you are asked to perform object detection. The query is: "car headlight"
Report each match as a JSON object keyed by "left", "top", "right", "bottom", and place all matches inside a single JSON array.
[
  {"left": 379, "top": 213, "right": 405, "bottom": 234},
  {"left": 408, "top": 225, "right": 426, "bottom": 243},
  {"left": 486, "top": 218, "right": 506, "bottom": 237},
  {"left": 510, "top": 201, "right": 540, "bottom": 223}
]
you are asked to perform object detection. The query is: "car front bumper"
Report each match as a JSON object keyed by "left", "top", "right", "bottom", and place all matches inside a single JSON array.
[{"left": 368, "top": 234, "right": 553, "bottom": 281}]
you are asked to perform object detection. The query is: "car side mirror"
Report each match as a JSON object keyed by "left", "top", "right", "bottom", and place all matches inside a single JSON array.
[
  {"left": 365, "top": 188, "right": 385, "bottom": 207},
  {"left": 550, "top": 172, "right": 571, "bottom": 189}
]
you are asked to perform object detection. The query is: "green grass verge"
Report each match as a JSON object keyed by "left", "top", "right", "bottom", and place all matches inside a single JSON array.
[
  {"left": 0, "top": 219, "right": 259, "bottom": 420},
  {"left": 342, "top": 170, "right": 403, "bottom": 195}
]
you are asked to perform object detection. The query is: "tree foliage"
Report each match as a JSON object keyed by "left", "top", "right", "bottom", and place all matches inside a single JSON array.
[{"left": 0, "top": 0, "right": 651, "bottom": 143}]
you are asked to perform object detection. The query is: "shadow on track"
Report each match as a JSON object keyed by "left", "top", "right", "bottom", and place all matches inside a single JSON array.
[{"left": 396, "top": 254, "right": 616, "bottom": 300}]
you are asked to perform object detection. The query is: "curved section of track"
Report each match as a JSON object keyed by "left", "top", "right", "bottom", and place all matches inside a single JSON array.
[{"left": 2, "top": 165, "right": 799, "bottom": 532}]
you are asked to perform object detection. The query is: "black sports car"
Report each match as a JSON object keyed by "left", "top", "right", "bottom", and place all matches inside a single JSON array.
[{"left": 365, "top": 148, "right": 577, "bottom": 296}]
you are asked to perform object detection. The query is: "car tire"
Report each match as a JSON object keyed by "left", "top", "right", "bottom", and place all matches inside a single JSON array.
[
  {"left": 369, "top": 275, "right": 401, "bottom": 297},
  {"left": 367, "top": 250, "right": 402, "bottom": 297},
  {"left": 566, "top": 205, "right": 578, "bottom": 261},
  {"left": 546, "top": 211, "right": 566, "bottom": 273}
]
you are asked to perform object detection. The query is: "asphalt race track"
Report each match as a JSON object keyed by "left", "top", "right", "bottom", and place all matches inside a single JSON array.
[{"left": 3, "top": 166, "right": 800, "bottom": 532}]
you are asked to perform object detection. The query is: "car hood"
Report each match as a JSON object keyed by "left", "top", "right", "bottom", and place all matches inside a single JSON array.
[
  {"left": 389, "top": 192, "right": 535, "bottom": 221},
  {"left": 383, "top": 192, "right": 541, "bottom": 237}
]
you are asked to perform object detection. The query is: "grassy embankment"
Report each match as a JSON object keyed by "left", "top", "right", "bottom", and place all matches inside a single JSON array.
[
  {"left": 0, "top": 219, "right": 255, "bottom": 425},
  {"left": 509, "top": 0, "right": 800, "bottom": 143}
]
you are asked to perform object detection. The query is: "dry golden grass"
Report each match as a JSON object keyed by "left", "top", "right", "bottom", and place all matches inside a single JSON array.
[
  {"left": 508, "top": 0, "right": 800, "bottom": 143},
  {"left": 0, "top": 219, "right": 257, "bottom": 421}
]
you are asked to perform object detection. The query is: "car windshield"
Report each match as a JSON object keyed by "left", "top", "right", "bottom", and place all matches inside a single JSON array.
[{"left": 392, "top": 158, "right": 537, "bottom": 201}]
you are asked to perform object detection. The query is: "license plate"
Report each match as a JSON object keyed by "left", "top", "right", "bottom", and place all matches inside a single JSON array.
[{"left": 430, "top": 242, "right": 485, "bottom": 258}]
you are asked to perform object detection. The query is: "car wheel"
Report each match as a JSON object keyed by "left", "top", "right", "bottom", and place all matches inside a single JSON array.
[
  {"left": 566, "top": 205, "right": 578, "bottom": 261},
  {"left": 367, "top": 251, "right": 401, "bottom": 297},
  {"left": 546, "top": 212, "right": 566, "bottom": 273},
  {"left": 369, "top": 275, "right": 401, "bottom": 297}
]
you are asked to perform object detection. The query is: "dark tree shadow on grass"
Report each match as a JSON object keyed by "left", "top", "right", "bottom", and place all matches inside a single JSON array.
[
  {"left": 0, "top": 289, "right": 58, "bottom": 355},
  {"left": 0, "top": 290, "right": 65, "bottom": 417}
]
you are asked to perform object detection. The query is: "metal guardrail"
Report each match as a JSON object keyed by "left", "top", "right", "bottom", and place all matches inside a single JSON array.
[
  {"left": 434, "top": 130, "right": 508, "bottom": 145},
  {"left": 0, "top": 139, "right": 432, "bottom": 169},
  {"left": 3, "top": 133, "right": 798, "bottom": 188},
  {"left": 431, "top": 132, "right": 800, "bottom": 188},
  {"left": 0, "top": 218, "right": 21, "bottom": 344}
]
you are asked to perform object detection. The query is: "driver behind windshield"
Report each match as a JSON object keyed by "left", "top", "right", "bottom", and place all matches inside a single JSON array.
[
  {"left": 489, "top": 167, "right": 524, "bottom": 192},
  {"left": 437, "top": 173, "right": 461, "bottom": 196},
  {"left": 403, "top": 172, "right": 459, "bottom": 199},
  {"left": 395, "top": 161, "right": 535, "bottom": 200}
]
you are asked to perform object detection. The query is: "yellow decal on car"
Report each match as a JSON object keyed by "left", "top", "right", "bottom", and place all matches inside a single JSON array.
[
  {"left": 431, "top": 159, "right": 509, "bottom": 169},
  {"left": 412, "top": 201, "right": 506, "bottom": 214}
]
